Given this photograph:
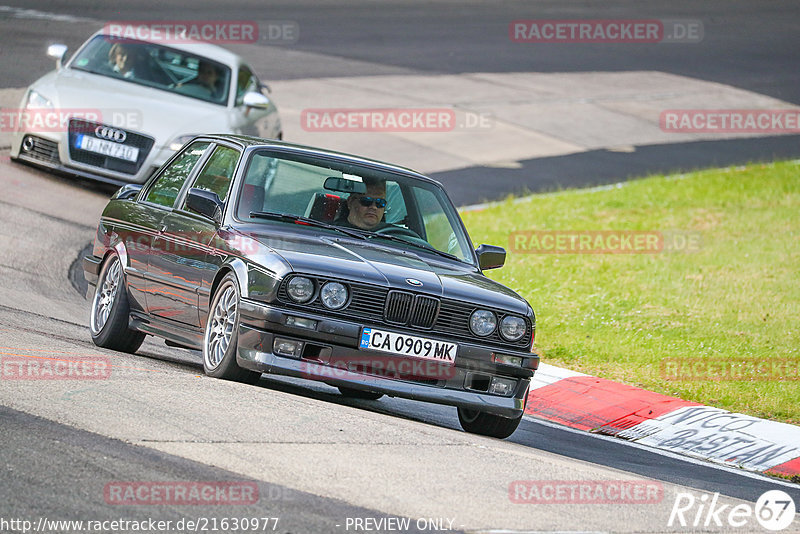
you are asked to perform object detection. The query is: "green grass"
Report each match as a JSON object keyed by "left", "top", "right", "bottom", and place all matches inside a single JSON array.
[{"left": 460, "top": 160, "right": 800, "bottom": 424}]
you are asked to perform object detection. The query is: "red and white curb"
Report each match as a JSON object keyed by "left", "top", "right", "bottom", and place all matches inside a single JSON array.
[{"left": 524, "top": 363, "right": 800, "bottom": 477}]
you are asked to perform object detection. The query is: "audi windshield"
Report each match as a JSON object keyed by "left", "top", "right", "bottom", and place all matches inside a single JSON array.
[{"left": 69, "top": 36, "right": 231, "bottom": 105}]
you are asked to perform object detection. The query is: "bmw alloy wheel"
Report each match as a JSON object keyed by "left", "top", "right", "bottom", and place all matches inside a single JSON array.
[{"left": 206, "top": 285, "right": 237, "bottom": 370}]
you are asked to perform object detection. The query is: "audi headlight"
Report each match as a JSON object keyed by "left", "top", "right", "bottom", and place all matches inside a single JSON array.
[
  {"left": 469, "top": 309, "right": 497, "bottom": 337},
  {"left": 499, "top": 315, "right": 526, "bottom": 341},
  {"left": 320, "top": 281, "right": 348, "bottom": 309},
  {"left": 286, "top": 276, "right": 314, "bottom": 303},
  {"left": 169, "top": 134, "right": 199, "bottom": 151},
  {"left": 25, "top": 89, "right": 53, "bottom": 109}
]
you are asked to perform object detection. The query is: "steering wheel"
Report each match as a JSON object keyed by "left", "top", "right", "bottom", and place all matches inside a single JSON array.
[{"left": 375, "top": 225, "right": 422, "bottom": 239}]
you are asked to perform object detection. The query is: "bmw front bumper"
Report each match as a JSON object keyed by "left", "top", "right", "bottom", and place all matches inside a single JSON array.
[{"left": 236, "top": 299, "right": 536, "bottom": 419}]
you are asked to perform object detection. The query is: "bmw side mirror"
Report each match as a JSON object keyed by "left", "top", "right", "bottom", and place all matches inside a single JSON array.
[
  {"left": 186, "top": 188, "right": 224, "bottom": 225},
  {"left": 47, "top": 44, "right": 68, "bottom": 70},
  {"left": 475, "top": 244, "right": 506, "bottom": 270},
  {"left": 242, "top": 91, "right": 270, "bottom": 109},
  {"left": 112, "top": 183, "right": 143, "bottom": 201}
]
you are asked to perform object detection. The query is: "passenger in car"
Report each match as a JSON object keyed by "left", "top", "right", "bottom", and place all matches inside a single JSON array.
[{"left": 179, "top": 60, "right": 224, "bottom": 101}]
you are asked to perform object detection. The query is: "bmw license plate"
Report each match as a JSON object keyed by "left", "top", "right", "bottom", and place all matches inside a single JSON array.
[
  {"left": 75, "top": 134, "right": 139, "bottom": 162},
  {"left": 359, "top": 327, "right": 457, "bottom": 364}
]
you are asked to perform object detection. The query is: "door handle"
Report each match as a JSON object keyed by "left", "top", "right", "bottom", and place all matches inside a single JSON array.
[{"left": 159, "top": 225, "right": 167, "bottom": 233}]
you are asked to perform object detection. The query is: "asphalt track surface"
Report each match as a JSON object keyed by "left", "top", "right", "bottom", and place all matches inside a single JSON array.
[{"left": 1, "top": 2, "right": 800, "bottom": 532}]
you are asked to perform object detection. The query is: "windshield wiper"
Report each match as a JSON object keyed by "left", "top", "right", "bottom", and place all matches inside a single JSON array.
[
  {"left": 363, "top": 231, "right": 464, "bottom": 263},
  {"left": 248, "top": 211, "right": 367, "bottom": 240}
]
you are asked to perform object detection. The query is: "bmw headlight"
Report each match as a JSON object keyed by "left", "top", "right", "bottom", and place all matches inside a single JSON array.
[
  {"left": 25, "top": 89, "right": 53, "bottom": 109},
  {"left": 320, "top": 281, "right": 348, "bottom": 309},
  {"left": 499, "top": 315, "right": 526, "bottom": 341},
  {"left": 469, "top": 309, "right": 497, "bottom": 337},
  {"left": 286, "top": 276, "right": 314, "bottom": 303}
]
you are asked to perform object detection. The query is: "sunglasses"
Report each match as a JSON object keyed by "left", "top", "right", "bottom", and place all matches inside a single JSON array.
[{"left": 356, "top": 196, "right": 387, "bottom": 208}]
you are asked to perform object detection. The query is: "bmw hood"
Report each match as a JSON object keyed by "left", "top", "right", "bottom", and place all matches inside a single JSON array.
[
  {"left": 28, "top": 69, "right": 229, "bottom": 145},
  {"left": 239, "top": 227, "right": 532, "bottom": 316}
]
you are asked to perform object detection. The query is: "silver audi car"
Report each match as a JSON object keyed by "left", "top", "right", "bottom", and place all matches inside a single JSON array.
[{"left": 10, "top": 31, "right": 282, "bottom": 185}]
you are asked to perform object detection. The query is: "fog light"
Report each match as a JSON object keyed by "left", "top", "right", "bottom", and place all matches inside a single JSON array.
[
  {"left": 494, "top": 354, "right": 523, "bottom": 367},
  {"left": 273, "top": 337, "right": 303, "bottom": 358},
  {"left": 489, "top": 376, "right": 517, "bottom": 396},
  {"left": 22, "top": 136, "right": 35, "bottom": 152},
  {"left": 285, "top": 316, "right": 317, "bottom": 330}
]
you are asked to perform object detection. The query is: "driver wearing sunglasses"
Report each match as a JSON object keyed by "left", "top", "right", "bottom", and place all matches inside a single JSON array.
[{"left": 345, "top": 178, "right": 387, "bottom": 230}]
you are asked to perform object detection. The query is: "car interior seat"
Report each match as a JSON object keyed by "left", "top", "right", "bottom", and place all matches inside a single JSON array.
[
  {"left": 239, "top": 184, "right": 265, "bottom": 216},
  {"left": 305, "top": 193, "right": 343, "bottom": 222}
]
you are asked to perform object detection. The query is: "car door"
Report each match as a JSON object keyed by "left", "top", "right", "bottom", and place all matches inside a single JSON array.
[
  {"left": 139, "top": 140, "right": 211, "bottom": 318},
  {"left": 148, "top": 143, "right": 240, "bottom": 327}
]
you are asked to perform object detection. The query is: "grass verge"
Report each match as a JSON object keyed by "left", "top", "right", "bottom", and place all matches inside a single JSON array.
[{"left": 460, "top": 160, "right": 800, "bottom": 424}]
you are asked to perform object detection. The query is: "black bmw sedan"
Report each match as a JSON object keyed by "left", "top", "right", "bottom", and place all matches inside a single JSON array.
[{"left": 84, "top": 135, "right": 538, "bottom": 438}]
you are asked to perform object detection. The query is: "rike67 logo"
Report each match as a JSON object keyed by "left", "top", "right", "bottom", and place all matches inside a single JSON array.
[{"left": 669, "top": 490, "right": 796, "bottom": 531}]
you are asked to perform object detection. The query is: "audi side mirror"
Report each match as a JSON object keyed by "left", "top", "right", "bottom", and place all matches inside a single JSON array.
[
  {"left": 47, "top": 44, "right": 68, "bottom": 70},
  {"left": 242, "top": 91, "right": 271, "bottom": 109}
]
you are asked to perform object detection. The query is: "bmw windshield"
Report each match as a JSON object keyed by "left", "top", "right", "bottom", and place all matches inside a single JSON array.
[
  {"left": 236, "top": 150, "right": 477, "bottom": 265},
  {"left": 69, "top": 35, "right": 231, "bottom": 105}
]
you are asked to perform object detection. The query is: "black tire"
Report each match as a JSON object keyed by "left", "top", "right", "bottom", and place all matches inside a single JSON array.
[
  {"left": 90, "top": 253, "right": 146, "bottom": 353},
  {"left": 202, "top": 273, "right": 261, "bottom": 384},
  {"left": 457, "top": 407, "right": 522, "bottom": 439},
  {"left": 337, "top": 386, "right": 384, "bottom": 400}
]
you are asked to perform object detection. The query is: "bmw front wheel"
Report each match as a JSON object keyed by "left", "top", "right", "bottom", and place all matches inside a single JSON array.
[{"left": 203, "top": 272, "right": 261, "bottom": 384}]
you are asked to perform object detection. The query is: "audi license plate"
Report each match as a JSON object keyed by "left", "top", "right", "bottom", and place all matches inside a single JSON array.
[
  {"left": 75, "top": 134, "right": 139, "bottom": 162},
  {"left": 359, "top": 327, "right": 457, "bottom": 364}
]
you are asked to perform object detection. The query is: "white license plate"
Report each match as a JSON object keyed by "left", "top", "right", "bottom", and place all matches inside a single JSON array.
[
  {"left": 359, "top": 327, "right": 457, "bottom": 364},
  {"left": 75, "top": 134, "right": 139, "bottom": 162}
]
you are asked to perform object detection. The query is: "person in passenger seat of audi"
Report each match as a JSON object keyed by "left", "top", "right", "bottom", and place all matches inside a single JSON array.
[
  {"left": 338, "top": 178, "right": 387, "bottom": 231},
  {"left": 181, "top": 60, "right": 223, "bottom": 100}
]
